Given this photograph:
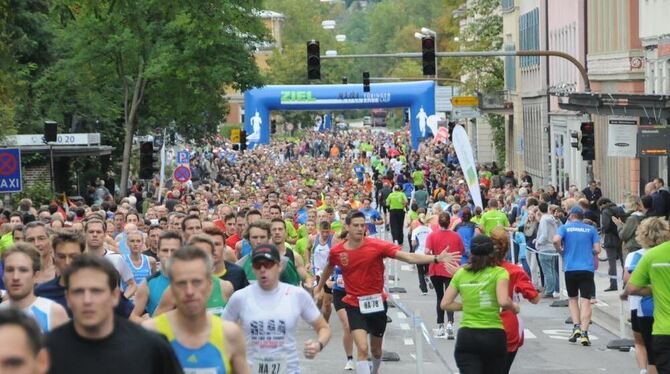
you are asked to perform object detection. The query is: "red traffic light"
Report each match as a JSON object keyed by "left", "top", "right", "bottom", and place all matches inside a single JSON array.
[
  {"left": 422, "top": 37, "right": 434, "bottom": 49},
  {"left": 580, "top": 122, "right": 594, "bottom": 133}
]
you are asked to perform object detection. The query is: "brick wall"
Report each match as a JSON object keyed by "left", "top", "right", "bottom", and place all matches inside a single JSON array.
[{"left": 23, "top": 164, "right": 50, "bottom": 188}]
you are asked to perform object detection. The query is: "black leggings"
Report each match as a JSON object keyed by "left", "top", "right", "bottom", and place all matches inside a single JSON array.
[
  {"left": 430, "top": 276, "right": 454, "bottom": 324},
  {"left": 417, "top": 264, "right": 429, "bottom": 293},
  {"left": 389, "top": 209, "right": 405, "bottom": 245},
  {"left": 454, "top": 328, "right": 507, "bottom": 374},
  {"left": 503, "top": 350, "right": 517, "bottom": 374}
]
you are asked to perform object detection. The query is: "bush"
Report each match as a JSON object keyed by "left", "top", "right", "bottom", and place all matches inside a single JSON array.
[{"left": 11, "top": 180, "right": 57, "bottom": 207}]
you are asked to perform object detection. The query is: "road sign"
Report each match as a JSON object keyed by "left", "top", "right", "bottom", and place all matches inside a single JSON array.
[
  {"left": 0, "top": 148, "right": 22, "bottom": 193},
  {"left": 173, "top": 165, "right": 191, "bottom": 183},
  {"left": 451, "top": 106, "right": 481, "bottom": 119},
  {"left": 176, "top": 150, "right": 190, "bottom": 164},
  {"left": 230, "top": 128, "right": 241, "bottom": 143},
  {"left": 451, "top": 96, "right": 479, "bottom": 107}
]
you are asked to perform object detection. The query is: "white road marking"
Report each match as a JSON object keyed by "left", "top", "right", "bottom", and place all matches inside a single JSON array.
[
  {"left": 399, "top": 323, "right": 411, "bottom": 331},
  {"left": 404, "top": 338, "right": 414, "bottom": 345},
  {"left": 524, "top": 329, "right": 537, "bottom": 339},
  {"left": 397, "top": 312, "right": 407, "bottom": 319},
  {"left": 392, "top": 294, "right": 400, "bottom": 299}
]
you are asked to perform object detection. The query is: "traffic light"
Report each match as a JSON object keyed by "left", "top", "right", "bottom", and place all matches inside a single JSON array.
[
  {"left": 240, "top": 130, "right": 247, "bottom": 151},
  {"left": 307, "top": 40, "right": 320, "bottom": 80},
  {"left": 363, "top": 72, "right": 370, "bottom": 93},
  {"left": 580, "top": 121, "right": 595, "bottom": 160},
  {"left": 44, "top": 120, "right": 58, "bottom": 143},
  {"left": 342, "top": 76, "right": 348, "bottom": 84},
  {"left": 139, "top": 141, "right": 155, "bottom": 179},
  {"left": 570, "top": 130, "right": 581, "bottom": 149},
  {"left": 421, "top": 36, "right": 436, "bottom": 76},
  {"left": 271, "top": 120, "right": 277, "bottom": 134}
]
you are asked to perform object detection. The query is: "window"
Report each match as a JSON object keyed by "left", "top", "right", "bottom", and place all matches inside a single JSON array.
[{"left": 520, "top": 8, "right": 540, "bottom": 67}]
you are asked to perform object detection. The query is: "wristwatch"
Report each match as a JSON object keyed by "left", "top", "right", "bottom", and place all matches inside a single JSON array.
[{"left": 433, "top": 255, "right": 438, "bottom": 264}]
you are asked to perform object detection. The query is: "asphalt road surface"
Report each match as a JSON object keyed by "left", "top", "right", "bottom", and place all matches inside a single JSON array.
[{"left": 294, "top": 234, "right": 639, "bottom": 373}]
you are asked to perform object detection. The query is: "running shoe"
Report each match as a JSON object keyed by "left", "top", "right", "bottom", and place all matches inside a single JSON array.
[
  {"left": 568, "top": 326, "right": 582, "bottom": 343},
  {"left": 425, "top": 276, "right": 434, "bottom": 289},
  {"left": 420, "top": 291, "right": 428, "bottom": 296},
  {"left": 434, "top": 324, "right": 446, "bottom": 339},
  {"left": 446, "top": 323, "right": 455, "bottom": 340},
  {"left": 580, "top": 331, "right": 591, "bottom": 346},
  {"left": 344, "top": 359, "right": 354, "bottom": 371}
]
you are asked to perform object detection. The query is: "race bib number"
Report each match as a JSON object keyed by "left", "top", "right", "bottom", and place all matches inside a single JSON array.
[
  {"left": 254, "top": 356, "right": 287, "bottom": 374},
  {"left": 335, "top": 275, "right": 345, "bottom": 288},
  {"left": 358, "top": 294, "right": 384, "bottom": 314},
  {"left": 184, "top": 369, "right": 217, "bottom": 374}
]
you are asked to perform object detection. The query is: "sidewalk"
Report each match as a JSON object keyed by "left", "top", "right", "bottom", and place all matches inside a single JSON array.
[{"left": 590, "top": 260, "right": 633, "bottom": 340}]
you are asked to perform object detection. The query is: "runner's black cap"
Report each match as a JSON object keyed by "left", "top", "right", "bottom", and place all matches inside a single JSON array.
[
  {"left": 251, "top": 244, "right": 280, "bottom": 263},
  {"left": 470, "top": 235, "right": 494, "bottom": 256}
]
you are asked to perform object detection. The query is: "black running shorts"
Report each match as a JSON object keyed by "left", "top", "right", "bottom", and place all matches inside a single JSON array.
[
  {"left": 345, "top": 302, "right": 389, "bottom": 338},
  {"left": 564, "top": 270, "right": 595, "bottom": 299}
]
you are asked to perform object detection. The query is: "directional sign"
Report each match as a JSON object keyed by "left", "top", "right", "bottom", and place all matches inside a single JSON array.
[
  {"left": 451, "top": 96, "right": 479, "bottom": 107},
  {"left": 451, "top": 106, "right": 481, "bottom": 119},
  {"left": 173, "top": 165, "right": 191, "bottom": 183},
  {"left": 230, "top": 128, "right": 241, "bottom": 144},
  {"left": 176, "top": 150, "right": 190, "bottom": 165},
  {"left": 0, "top": 148, "right": 22, "bottom": 193}
]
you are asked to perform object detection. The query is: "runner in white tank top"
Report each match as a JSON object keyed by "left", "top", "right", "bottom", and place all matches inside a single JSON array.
[{"left": 223, "top": 244, "right": 331, "bottom": 374}]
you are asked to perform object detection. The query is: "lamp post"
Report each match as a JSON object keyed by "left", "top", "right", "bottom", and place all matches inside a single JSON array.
[{"left": 415, "top": 27, "right": 438, "bottom": 81}]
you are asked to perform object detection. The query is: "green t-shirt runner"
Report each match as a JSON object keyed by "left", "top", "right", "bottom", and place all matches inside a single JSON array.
[
  {"left": 629, "top": 241, "right": 670, "bottom": 335},
  {"left": 386, "top": 191, "right": 407, "bottom": 210},
  {"left": 451, "top": 266, "right": 509, "bottom": 329},
  {"left": 479, "top": 209, "right": 510, "bottom": 236},
  {"left": 412, "top": 170, "right": 425, "bottom": 187}
]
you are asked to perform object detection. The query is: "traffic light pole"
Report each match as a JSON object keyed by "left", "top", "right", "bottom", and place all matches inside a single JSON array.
[{"left": 320, "top": 50, "right": 591, "bottom": 92}]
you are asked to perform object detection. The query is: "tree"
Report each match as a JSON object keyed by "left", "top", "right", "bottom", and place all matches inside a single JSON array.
[
  {"left": 39, "top": 0, "right": 268, "bottom": 196},
  {"left": 458, "top": 0, "right": 505, "bottom": 166}
]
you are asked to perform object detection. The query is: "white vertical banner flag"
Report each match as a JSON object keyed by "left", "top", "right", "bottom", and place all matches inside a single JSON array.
[{"left": 451, "top": 125, "right": 483, "bottom": 209}]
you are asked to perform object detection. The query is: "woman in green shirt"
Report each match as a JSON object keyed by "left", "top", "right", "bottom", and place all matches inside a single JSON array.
[{"left": 440, "top": 235, "right": 519, "bottom": 374}]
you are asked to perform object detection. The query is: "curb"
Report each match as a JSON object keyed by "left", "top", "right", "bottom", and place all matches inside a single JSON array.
[{"left": 591, "top": 302, "right": 633, "bottom": 340}]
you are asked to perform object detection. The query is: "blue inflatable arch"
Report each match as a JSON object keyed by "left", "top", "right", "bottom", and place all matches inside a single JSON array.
[{"left": 243, "top": 81, "right": 436, "bottom": 150}]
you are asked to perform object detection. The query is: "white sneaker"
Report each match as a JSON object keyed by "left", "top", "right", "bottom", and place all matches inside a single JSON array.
[
  {"left": 420, "top": 291, "right": 428, "bottom": 296},
  {"left": 446, "top": 323, "right": 455, "bottom": 340},
  {"left": 552, "top": 292, "right": 561, "bottom": 298},
  {"left": 344, "top": 359, "right": 354, "bottom": 371},
  {"left": 425, "top": 276, "right": 434, "bottom": 289},
  {"left": 434, "top": 324, "right": 446, "bottom": 338}
]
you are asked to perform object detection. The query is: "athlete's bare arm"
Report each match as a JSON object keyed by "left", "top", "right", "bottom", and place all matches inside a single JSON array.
[
  {"left": 149, "top": 257, "right": 157, "bottom": 274},
  {"left": 153, "top": 286, "right": 177, "bottom": 316},
  {"left": 394, "top": 248, "right": 460, "bottom": 265},
  {"left": 304, "top": 316, "right": 331, "bottom": 360},
  {"left": 224, "top": 246, "right": 238, "bottom": 263},
  {"left": 221, "top": 279, "right": 234, "bottom": 300},
  {"left": 130, "top": 283, "right": 151, "bottom": 323},
  {"left": 50, "top": 302, "right": 70, "bottom": 329},
  {"left": 223, "top": 320, "right": 250, "bottom": 374},
  {"left": 124, "top": 278, "right": 137, "bottom": 299},
  {"left": 293, "top": 252, "right": 311, "bottom": 283}
]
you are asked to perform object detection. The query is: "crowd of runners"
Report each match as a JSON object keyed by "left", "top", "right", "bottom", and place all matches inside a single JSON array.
[{"left": 0, "top": 126, "right": 669, "bottom": 374}]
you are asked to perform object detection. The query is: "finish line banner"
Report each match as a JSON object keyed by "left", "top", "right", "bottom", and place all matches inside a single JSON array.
[{"left": 451, "top": 125, "right": 483, "bottom": 209}]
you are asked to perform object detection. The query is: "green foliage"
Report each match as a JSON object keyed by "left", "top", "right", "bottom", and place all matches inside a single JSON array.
[
  {"left": 458, "top": 0, "right": 503, "bottom": 95},
  {"left": 265, "top": 0, "right": 465, "bottom": 88},
  {"left": 458, "top": 0, "right": 506, "bottom": 166},
  {"left": 11, "top": 180, "right": 56, "bottom": 207},
  {"left": 220, "top": 123, "right": 242, "bottom": 139}
]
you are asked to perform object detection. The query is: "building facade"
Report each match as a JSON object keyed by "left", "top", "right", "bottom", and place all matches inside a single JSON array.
[
  {"left": 547, "top": 0, "right": 588, "bottom": 192},
  {"left": 587, "top": 0, "right": 645, "bottom": 200}
]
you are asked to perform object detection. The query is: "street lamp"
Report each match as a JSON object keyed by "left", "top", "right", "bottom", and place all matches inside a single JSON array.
[
  {"left": 335, "top": 34, "right": 346, "bottom": 42},
  {"left": 325, "top": 50, "right": 338, "bottom": 56}
]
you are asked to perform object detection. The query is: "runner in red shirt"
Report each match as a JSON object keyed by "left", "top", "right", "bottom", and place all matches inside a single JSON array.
[
  {"left": 490, "top": 227, "right": 540, "bottom": 373},
  {"left": 425, "top": 211, "right": 465, "bottom": 339},
  {"left": 315, "top": 210, "right": 460, "bottom": 374}
]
